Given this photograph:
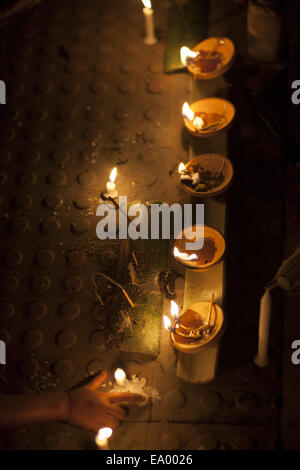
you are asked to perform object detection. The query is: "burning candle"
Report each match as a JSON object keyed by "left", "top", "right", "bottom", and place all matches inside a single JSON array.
[
  {"left": 95, "top": 427, "right": 113, "bottom": 450},
  {"left": 182, "top": 102, "right": 194, "bottom": 122},
  {"left": 178, "top": 163, "right": 186, "bottom": 174},
  {"left": 180, "top": 46, "right": 199, "bottom": 66},
  {"left": 114, "top": 368, "right": 127, "bottom": 386},
  {"left": 104, "top": 167, "right": 118, "bottom": 199},
  {"left": 141, "top": 0, "right": 157, "bottom": 45},
  {"left": 179, "top": 162, "right": 193, "bottom": 182},
  {"left": 163, "top": 315, "right": 172, "bottom": 331},
  {"left": 163, "top": 301, "right": 180, "bottom": 333},
  {"left": 182, "top": 102, "right": 205, "bottom": 131},
  {"left": 173, "top": 246, "right": 198, "bottom": 261},
  {"left": 170, "top": 300, "right": 180, "bottom": 320},
  {"left": 254, "top": 287, "right": 272, "bottom": 367}
]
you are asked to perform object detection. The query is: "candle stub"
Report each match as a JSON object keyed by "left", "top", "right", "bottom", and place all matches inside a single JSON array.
[
  {"left": 95, "top": 427, "right": 113, "bottom": 450},
  {"left": 103, "top": 167, "right": 118, "bottom": 199},
  {"left": 114, "top": 368, "right": 127, "bottom": 386}
]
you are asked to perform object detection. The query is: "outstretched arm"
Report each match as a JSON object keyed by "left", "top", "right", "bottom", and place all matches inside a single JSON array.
[
  {"left": 0, "top": 391, "right": 68, "bottom": 430},
  {"left": 0, "top": 370, "right": 145, "bottom": 431}
]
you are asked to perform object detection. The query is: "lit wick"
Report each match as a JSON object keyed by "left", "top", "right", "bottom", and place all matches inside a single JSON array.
[
  {"left": 141, "top": 0, "right": 157, "bottom": 45},
  {"left": 182, "top": 102, "right": 205, "bottom": 130},
  {"left": 173, "top": 246, "right": 198, "bottom": 261},
  {"left": 95, "top": 427, "right": 113, "bottom": 450},
  {"left": 178, "top": 162, "right": 187, "bottom": 175},
  {"left": 114, "top": 368, "right": 127, "bottom": 386},
  {"left": 103, "top": 167, "right": 118, "bottom": 199},
  {"left": 163, "top": 301, "right": 180, "bottom": 333},
  {"left": 180, "top": 46, "right": 199, "bottom": 66}
]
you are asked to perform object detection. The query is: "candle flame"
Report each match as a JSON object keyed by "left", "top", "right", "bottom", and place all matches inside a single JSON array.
[
  {"left": 163, "top": 315, "right": 172, "bottom": 331},
  {"left": 182, "top": 102, "right": 194, "bottom": 121},
  {"left": 95, "top": 427, "right": 113, "bottom": 444},
  {"left": 173, "top": 246, "right": 198, "bottom": 261},
  {"left": 114, "top": 368, "right": 126, "bottom": 383},
  {"left": 170, "top": 300, "right": 179, "bottom": 320},
  {"left": 178, "top": 162, "right": 186, "bottom": 174},
  {"left": 180, "top": 46, "right": 199, "bottom": 66},
  {"left": 109, "top": 167, "right": 117, "bottom": 183},
  {"left": 142, "top": 0, "right": 152, "bottom": 8}
]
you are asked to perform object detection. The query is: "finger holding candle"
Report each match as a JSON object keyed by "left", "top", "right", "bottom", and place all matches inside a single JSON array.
[
  {"left": 109, "top": 392, "right": 147, "bottom": 404},
  {"left": 141, "top": 0, "right": 157, "bottom": 45}
]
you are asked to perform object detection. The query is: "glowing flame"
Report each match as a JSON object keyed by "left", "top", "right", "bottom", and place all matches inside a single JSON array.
[
  {"left": 163, "top": 315, "right": 172, "bottom": 331},
  {"left": 95, "top": 427, "right": 113, "bottom": 445},
  {"left": 178, "top": 163, "right": 186, "bottom": 174},
  {"left": 180, "top": 46, "right": 199, "bottom": 66},
  {"left": 193, "top": 116, "right": 205, "bottom": 130},
  {"left": 142, "top": 0, "right": 152, "bottom": 8},
  {"left": 173, "top": 246, "right": 198, "bottom": 261},
  {"left": 109, "top": 167, "right": 117, "bottom": 183},
  {"left": 170, "top": 300, "right": 179, "bottom": 320},
  {"left": 114, "top": 368, "right": 126, "bottom": 384},
  {"left": 182, "top": 102, "right": 194, "bottom": 121}
]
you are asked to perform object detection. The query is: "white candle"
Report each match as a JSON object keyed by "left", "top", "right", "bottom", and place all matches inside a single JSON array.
[
  {"left": 180, "top": 174, "right": 193, "bottom": 182},
  {"left": 114, "top": 368, "right": 127, "bottom": 386},
  {"left": 254, "top": 287, "right": 272, "bottom": 367},
  {"left": 95, "top": 427, "right": 113, "bottom": 450},
  {"left": 141, "top": 0, "right": 157, "bottom": 45},
  {"left": 104, "top": 167, "right": 118, "bottom": 199}
]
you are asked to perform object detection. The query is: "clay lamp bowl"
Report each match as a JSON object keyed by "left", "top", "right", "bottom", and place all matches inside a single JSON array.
[
  {"left": 182, "top": 37, "right": 235, "bottom": 80},
  {"left": 182, "top": 98, "right": 235, "bottom": 138},
  {"left": 173, "top": 225, "right": 225, "bottom": 271},
  {"left": 171, "top": 301, "right": 224, "bottom": 354},
  {"left": 179, "top": 153, "right": 233, "bottom": 198}
]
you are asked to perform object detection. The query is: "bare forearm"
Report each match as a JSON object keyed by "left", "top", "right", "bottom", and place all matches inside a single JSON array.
[{"left": 0, "top": 392, "right": 69, "bottom": 429}]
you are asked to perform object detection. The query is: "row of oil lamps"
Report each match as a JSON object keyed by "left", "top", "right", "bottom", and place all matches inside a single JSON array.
[{"left": 95, "top": 0, "right": 228, "bottom": 449}]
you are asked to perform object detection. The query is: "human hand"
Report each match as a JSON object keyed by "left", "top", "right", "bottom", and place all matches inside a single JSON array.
[{"left": 64, "top": 370, "right": 145, "bottom": 431}]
